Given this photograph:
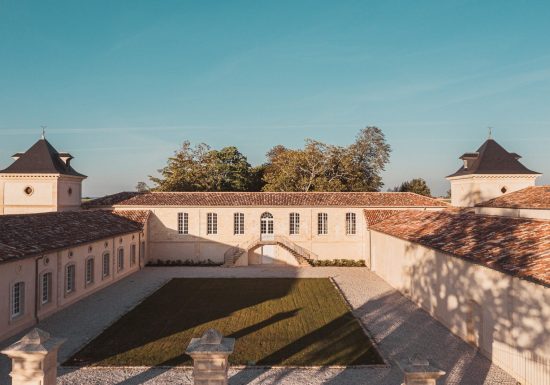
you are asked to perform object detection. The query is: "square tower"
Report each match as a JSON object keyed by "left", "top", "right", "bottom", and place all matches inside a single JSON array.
[
  {"left": 446, "top": 139, "right": 540, "bottom": 207},
  {"left": 0, "top": 137, "right": 86, "bottom": 214}
]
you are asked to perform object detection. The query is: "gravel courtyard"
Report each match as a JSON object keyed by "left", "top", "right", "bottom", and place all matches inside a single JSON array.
[{"left": 0, "top": 266, "right": 517, "bottom": 385}]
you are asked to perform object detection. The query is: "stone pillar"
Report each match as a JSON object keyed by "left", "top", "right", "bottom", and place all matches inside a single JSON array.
[
  {"left": 1, "top": 328, "right": 65, "bottom": 385},
  {"left": 186, "top": 329, "right": 235, "bottom": 385},
  {"left": 401, "top": 356, "right": 445, "bottom": 385}
]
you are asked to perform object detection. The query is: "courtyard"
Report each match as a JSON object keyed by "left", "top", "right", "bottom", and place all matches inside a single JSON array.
[
  {"left": 0, "top": 266, "right": 517, "bottom": 384},
  {"left": 65, "top": 278, "right": 382, "bottom": 366}
]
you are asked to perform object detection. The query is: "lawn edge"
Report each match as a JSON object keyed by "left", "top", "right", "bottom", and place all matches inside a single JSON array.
[{"left": 328, "top": 277, "right": 390, "bottom": 367}]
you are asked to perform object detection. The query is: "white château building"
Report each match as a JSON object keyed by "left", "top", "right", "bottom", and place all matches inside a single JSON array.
[{"left": 0, "top": 135, "right": 548, "bottom": 385}]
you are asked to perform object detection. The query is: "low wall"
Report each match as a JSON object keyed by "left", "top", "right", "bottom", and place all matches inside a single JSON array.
[{"left": 370, "top": 230, "right": 550, "bottom": 385}]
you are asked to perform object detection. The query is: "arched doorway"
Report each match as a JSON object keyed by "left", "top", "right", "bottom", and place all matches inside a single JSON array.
[{"left": 260, "top": 212, "right": 275, "bottom": 263}]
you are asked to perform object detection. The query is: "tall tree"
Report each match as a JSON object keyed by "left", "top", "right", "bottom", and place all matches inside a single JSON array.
[
  {"left": 393, "top": 178, "right": 432, "bottom": 196},
  {"left": 149, "top": 142, "right": 253, "bottom": 191},
  {"left": 262, "top": 127, "right": 391, "bottom": 192}
]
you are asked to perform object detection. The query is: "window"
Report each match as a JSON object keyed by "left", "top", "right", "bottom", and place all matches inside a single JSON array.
[
  {"left": 289, "top": 213, "right": 300, "bottom": 235},
  {"left": 178, "top": 212, "right": 188, "bottom": 234},
  {"left": 117, "top": 248, "right": 124, "bottom": 271},
  {"left": 11, "top": 282, "right": 25, "bottom": 318},
  {"left": 234, "top": 212, "right": 244, "bottom": 235},
  {"left": 85, "top": 257, "right": 94, "bottom": 285},
  {"left": 130, "top": 244, "right": 137, "bottom": 266},
  {"left": 317, "top": 213, "right": 328, "bottom": 235},
  {"left": 346, "top": 212, "right": 357, "bottom": 235},
  {"left": 66, "top": 264, "right": 76, "bottom": 294},
  {"left": 207, "top": 213, "right": 217, "bottom": 235},
  {"left": 102, "top": 252, "right": 110, "bottom": 277},
  {"left": 41, "top": 273, "right": 52, "bottom": 305}
]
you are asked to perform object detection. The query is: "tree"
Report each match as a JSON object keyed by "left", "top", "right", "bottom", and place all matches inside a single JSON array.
[
  {"left": 135, "top": 181, "right": 150, "bottom": 192},
  {"left": 393, "top": 178, "right": 432, "bottom": 196},
  {"left": 149, "top": 142, "right": 254, "bottom": 191},
  {"left": 262, "top": 127, "right": 391, "bottom": 192}
]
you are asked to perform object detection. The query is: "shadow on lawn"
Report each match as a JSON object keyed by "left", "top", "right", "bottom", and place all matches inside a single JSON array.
[{"left": 64, "top": 278, "right": 297, "bottom": 367}]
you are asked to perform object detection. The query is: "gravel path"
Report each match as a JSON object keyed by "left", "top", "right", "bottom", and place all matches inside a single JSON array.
[{"left": 0, "top": 266, "right": 516, "bottom": 384}]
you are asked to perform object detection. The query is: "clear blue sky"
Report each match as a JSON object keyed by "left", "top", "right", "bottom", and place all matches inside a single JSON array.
[{"left": 1, "top": 0, "right": 549, "bottom": 197}]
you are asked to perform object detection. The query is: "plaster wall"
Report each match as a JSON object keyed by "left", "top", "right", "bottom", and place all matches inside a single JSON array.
[
  {"left": 475, "top": 206, "right": 550, "bottom": 220},
  {"left": 0, "top": 231, "right": 143, "bottom": 342},
  {"left": 448, "top": 175, "right": 538, "bottom": 207},
  {"left": 56, "top": 177, "right": 83, "bottom": 210},
  {"left": 370, "top": 230, "right": 550, "bottom": 385},
  {"left": 130, "top": 206, "right": 367, "bottom": 264}
]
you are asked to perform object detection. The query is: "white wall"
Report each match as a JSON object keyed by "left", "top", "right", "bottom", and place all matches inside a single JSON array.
[
  {"left": 370, "top": 230, "right": 550, "bottom": 385},
  {"left": 448, "top": 175, "right": 538, "bottom": 207},
  {"left": 135, "top": 206, "right": 366, "bottom": 264},
  {"left": 0, "top": 231, "right": 143, "bottom": 342},
  {"left": 475, "top": 206, "right": 550, "bottom": 220}
]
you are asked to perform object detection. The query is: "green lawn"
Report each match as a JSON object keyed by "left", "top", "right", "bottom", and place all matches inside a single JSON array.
[{"left": 65, "top": 278, "right": 382, "bottom": 366}]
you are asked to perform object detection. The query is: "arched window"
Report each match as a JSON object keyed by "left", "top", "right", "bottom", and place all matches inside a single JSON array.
[
  {"left": 65, "top": 264, "right": 76, "bottom": 294},
  {"left": 117, "top": 248, "right": 125, "bottom": 271},
  {"left": 260, "top": 212, "right": 274, "bottom": 235},
  {"left": 102, "top": 252, "right": 110, "bottom": 278},
  {"left": 85, "top": 257, "right": 94, "bottom": 285}
]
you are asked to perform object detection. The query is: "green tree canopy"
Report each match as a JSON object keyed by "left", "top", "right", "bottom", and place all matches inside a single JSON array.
[
  {"left": 149, "top": 142, "right": 253, "bottom": 191},
  {"left": 392, "top": 178, "right": 432, "bottom": 196},
  {"left": 262, "top": 127, "right": 391, "bottom": 192}
]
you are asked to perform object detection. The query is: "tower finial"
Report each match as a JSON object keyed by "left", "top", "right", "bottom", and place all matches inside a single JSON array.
[
  {"left": 40, "top": 125, "right": 47, "bottom": 139},
  {"left": 488, "top": 126, "right": 493, "bottom": 140}
]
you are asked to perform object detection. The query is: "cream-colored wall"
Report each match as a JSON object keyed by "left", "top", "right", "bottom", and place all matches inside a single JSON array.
[
  {"left": 447, "top": 175, "right": 538, "bottom": 207},
  {"left": 0, "top": 231, "right": 143, "bottom": 342},
  {"left": 370, "top": 230, "right": 550, "bottom": 385},
  {"left": 475, "top": 206, "right": 550, "bottom": 220},
  {"left": 0, "top": 174, "right": 84, "bottom": 214},
  {"left": 128, "top": 206, "right": 367, "bottom": 264}
]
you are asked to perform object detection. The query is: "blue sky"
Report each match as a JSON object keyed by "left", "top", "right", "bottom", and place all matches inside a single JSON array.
[{"left": 1, "top": 0, "right": 549, "bottom": 196}]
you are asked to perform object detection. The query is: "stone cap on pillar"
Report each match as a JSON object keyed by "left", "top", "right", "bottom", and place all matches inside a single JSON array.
[
  {"left": 1, "top": 328, "right": 66, "bottom": 356},
  {"left": 186, "top": 329, "right": 235, "bottom": 354},
  {"left": 400, "top": 355, "right": 446, "bottom": 376}
]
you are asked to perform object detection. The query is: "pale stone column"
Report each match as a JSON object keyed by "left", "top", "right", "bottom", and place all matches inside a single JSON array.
[
  {"left": 186, "top": 329, "right": 235, "bottom": 385},
  {"left": 1, "top": 328, "right": 65, "bottom": 385},
  {"left": 401, "top": 356, "right": 446, "bottom": 385}
]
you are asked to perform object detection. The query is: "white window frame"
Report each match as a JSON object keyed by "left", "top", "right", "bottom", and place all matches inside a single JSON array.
[
  {"left": 345, "top": 212, "right": 357, "bottom": 235},
  {"left": 178, "top": 212, "right": 188, "bottom": 234},
  {"left": 130, "top": 244, "right": 137, "bottom": 266},
  {"left": 317, "top": 212, "right": 328, "bottom": 235},
  {"left": 85, "top": 257, "right": 94, "bottom": 286},
  {"left": 11, "top": 281, "right": 25, "bottom": 319},
  {"left": 289, "top": 212, "right": 300, "bottom": 235},
  {"left": 41, "top": 272, "right": 52, "bottom": 305},
  {"left": 207, "top": 213, "right": 218, "bottom": 235},
  {"left": 234, "top": 212, "right": 245, "bottom": 235},
  {"left": 102, "top": 252, "right": 110, "bottom": 278},
  {"left": 117, "top": 247, "right": 125, "bottom": 272},
  {"left": 65, "top": 264, "right": 76, "bottom": 294}
]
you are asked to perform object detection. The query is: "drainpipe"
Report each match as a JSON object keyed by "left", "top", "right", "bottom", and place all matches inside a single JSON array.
[{"left": 34, "top": 255, "right": 45, "bottom": 325}]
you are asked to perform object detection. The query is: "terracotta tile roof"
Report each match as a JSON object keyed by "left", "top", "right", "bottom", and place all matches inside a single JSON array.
[
  {"left": 0, "top": 210, "right": 148, "bottom": 264},
  {"left": 476, "top": 186, "right": 550, "bottom": 209},
  {"left": 102, "top": 191, "right": 447, "bottom": 208},
  {"left": 370, "top": 210, "right": 550, "bottom": 287},
  {"left": 112, "top": 210, "right": 151, "bottom": 226},
  {"left": 83, "top": 192, "right": 143, "bottom": 208},
  {"left": 363, "top": 210, "right": 404, "bottom": 226}
]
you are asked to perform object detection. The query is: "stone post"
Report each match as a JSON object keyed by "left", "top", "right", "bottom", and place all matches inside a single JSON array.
[
  {"left": 1, "top": 328, "right": 65, "bottom": 385},
  {"left": 401, "top": 356, "right": 446, "bottom": 385},
  {"left": 186, "top": 329, "right": 235, "bottom": 385}
]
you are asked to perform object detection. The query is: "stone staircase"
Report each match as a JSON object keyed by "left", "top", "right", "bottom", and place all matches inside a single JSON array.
[{"left": 223, "top": 235, "right": 317, "bottom": 267}]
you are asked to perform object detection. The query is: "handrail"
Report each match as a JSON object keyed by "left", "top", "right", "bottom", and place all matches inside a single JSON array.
[
  {"left": 275, "top": 235, "right": 319, "bottom": 261},
  {"left": 223, "top": 236, "right": 260, "bottom": 265}
]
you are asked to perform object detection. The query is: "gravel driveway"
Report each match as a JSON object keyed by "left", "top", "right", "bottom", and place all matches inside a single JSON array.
[{"left": 0, "top": 266, "right": 516, "bottom": 384}]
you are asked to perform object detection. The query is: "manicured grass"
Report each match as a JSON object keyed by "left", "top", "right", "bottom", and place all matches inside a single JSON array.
[{"left": 65, "top": 278, "right": 382, "bottom": 367}]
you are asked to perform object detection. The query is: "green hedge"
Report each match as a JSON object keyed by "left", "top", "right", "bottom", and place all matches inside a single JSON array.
[
  {"left": 146, "top": 259, "right": 222, "bottom": 267},
  {"left": 307, "top": 258, "right": 366, "bottom": 267}
]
